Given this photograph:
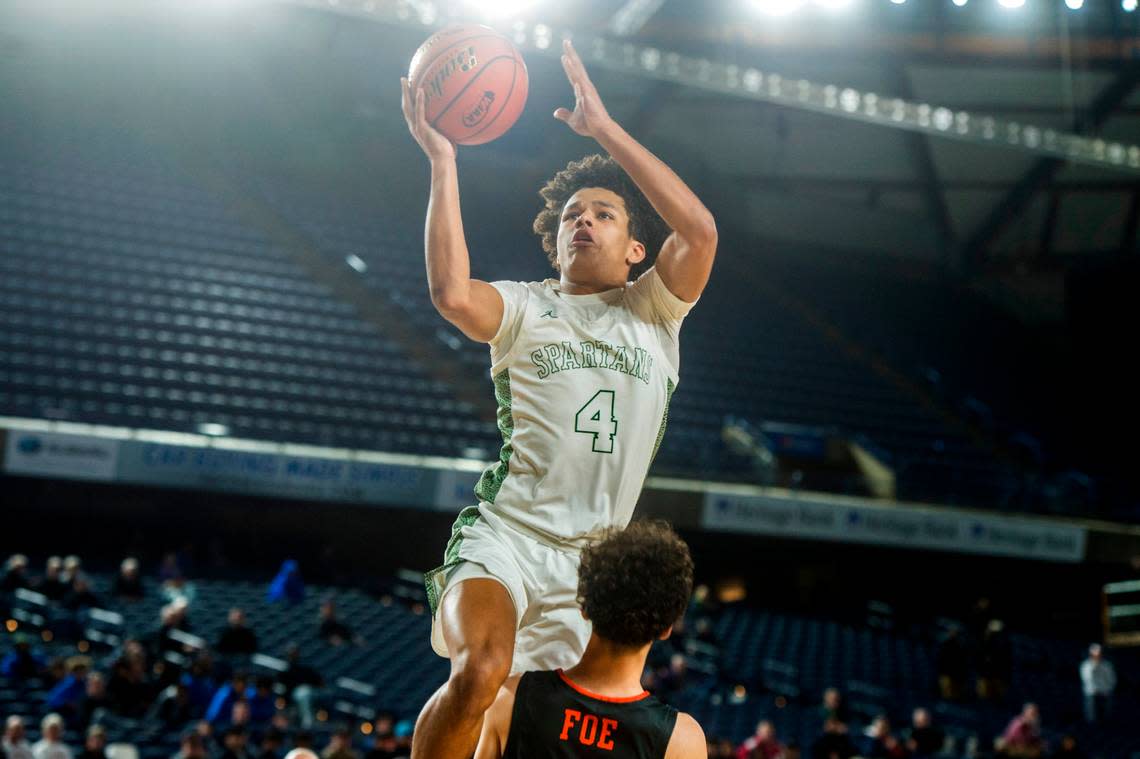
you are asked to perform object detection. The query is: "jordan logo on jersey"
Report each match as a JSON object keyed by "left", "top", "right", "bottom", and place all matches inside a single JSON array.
[
  {"left": 530, "top": 340, "right": 654, "bottom": 385},
  {"left": 540, "top": 309, "right": 558, "bottom": 319},
  {"left": 559, "top": 708, "right": 619, "bottom": 751}
]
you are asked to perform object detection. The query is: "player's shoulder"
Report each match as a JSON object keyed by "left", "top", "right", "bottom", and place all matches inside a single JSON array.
[{"left": 664, "top": 712, "right": 707, "bottom": 759}]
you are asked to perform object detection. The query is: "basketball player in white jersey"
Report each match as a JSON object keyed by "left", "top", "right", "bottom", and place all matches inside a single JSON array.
[{"left": 400, "top": 40, "right": 717, "bottom": 759}]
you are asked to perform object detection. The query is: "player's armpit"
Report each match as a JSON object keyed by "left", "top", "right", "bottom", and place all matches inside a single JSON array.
[
  {"left": 653, "top": 226, "right": 717, "bottom": 305},
  {"left": 472, "top": 675, "right": 522, "bottom": 759},
  {"left": 664, "top": 712, "right": 708, "bottom": 759},
  {"left": 432, "top": 278, "right": 505, "bottom": 343}
]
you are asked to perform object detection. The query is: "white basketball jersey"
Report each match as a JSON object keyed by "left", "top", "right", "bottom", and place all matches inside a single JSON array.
[{"left": 473, "top": 267, "right": 695, "bottom": 547}]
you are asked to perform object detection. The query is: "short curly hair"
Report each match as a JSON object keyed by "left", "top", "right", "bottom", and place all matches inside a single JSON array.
[
  {"left": 577, "top": 520, "right": 694, "bottom": 648},
  {"left": 533, "top": 154, "right": 670, "bottom": 280}
]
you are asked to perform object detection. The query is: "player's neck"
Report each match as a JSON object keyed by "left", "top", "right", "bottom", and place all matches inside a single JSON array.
[
  {"left": 557, "top": 273, "right": 626, "bottom": 295},
  {"left": 563, "top": 635, "right": 651, "bottom": 698}
]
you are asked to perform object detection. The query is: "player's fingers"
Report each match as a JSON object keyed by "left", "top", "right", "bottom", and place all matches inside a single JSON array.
[
  {"left": 553, "top": 107, "right": 572, "bottom": 122},
  {"left": 564, "top": 40, "right": 589, "bottom": 80},
  {"left": 415, "top": 87, "right": 428, "bottom": 129},
  {"left": 400, "top": 78, "right": 413, "bottom": 122}
]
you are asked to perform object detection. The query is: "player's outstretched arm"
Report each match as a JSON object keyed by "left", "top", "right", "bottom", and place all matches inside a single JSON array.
[
  {"left": 400, "top": 78, "right": 504, "bottom": 343},
  {"left": 472, "top": 676, "right": 521, "bottom": 759},
  {"left": 553, "top": 40, "right": 718, "bottom": 304},
  {"left": 665, "top": 712, "right": 708, "bottom": 759}
]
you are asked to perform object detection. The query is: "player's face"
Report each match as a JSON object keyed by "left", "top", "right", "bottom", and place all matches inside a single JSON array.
[{"left": 556, "top": 187, "right": 645, "bottom": 282}]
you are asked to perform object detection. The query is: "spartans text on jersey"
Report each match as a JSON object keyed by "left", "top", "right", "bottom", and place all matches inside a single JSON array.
[{"left": 530, "top": 341, "right": 654, "bottom": 385}]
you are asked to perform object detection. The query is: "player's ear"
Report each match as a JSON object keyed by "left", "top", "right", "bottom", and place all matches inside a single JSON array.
[
  {"left": 657, "top": 625, "right": 673, "bottom": 641},
  {"left": 626, "top": 239, "right": 646, "bottom": 268}
]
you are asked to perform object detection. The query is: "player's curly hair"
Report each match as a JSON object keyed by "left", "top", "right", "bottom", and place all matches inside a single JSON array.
[
  {"left": 533, "top": 154, "right": 670, "bottom": 280},
  {"left": 577, "top": 520, "right": 694, "bottom": 648}
]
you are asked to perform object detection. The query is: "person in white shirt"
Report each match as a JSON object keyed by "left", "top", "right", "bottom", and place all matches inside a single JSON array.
[
  {"left": 1079, "top": 643, "right": 1116, "bottom": 722},
  {"left": 401, "top": 36, "right": 717, "bottom": 759},
  {"left": 32, "top": 713, "right": 73, "bottom": 759},
  {"left": 3, "top": 716, "right": 36, "bottom": 759}
]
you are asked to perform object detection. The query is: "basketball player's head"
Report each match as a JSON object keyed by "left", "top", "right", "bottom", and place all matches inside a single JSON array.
[
  {"left": 533, "top": 154, "right": 669, "bottom": 284},
  {"left": 577, "top": 520, "right": 694, "bottom": 649}
]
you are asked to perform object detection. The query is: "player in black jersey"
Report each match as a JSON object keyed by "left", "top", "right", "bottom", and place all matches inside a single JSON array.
[{"left": 473, "top": 521, "right": 706, "bottom": 759}]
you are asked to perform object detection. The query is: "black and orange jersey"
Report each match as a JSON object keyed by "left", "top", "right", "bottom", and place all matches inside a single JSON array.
[{"left": 502, "top": 669, "right": 678, "bottom": 759}]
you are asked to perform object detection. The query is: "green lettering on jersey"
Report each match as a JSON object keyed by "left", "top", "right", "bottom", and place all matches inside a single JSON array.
[
  {"left": 611, "top": 346, "right": 629, "bottom": 375},
  {"left": 580, "top": 341, "right": 599, "bottom": 368},
  {"left": 530, "top": 349, "right": 552, "bottom": 379},
  {"left": 560, "top": 341, "right": 583, "bottom": 370},
  {"left": 543, "top": 343, "right": 564, "bottom": 373}
]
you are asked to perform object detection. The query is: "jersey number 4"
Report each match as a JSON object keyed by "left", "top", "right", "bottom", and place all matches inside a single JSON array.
[{"left": 575, "top": 390, "right": 618, "bottom": 454}]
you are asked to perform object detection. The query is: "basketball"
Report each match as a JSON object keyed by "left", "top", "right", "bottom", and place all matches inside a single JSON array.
[{"left": 407, "top": 24, "right": 529, "bottom": 146}]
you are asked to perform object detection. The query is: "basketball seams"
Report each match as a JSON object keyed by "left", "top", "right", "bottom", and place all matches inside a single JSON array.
[
  {"left": 429, "top": 53, "right": 517, "bottom": 136},
  {"left": 408, "top": 32, "right": 503, "bottom": 90},
  {"left": 461, "top": 50, "right": 525, "bottom": 144}
]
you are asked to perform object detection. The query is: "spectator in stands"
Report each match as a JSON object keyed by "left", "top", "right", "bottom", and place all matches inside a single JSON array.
[
  {"left": 159, "top": 553, "right": 184, "bottom": 583},
  {"left": 207, "top": 673, "right": 250, "bottom": 725},
  {"left": 258, "top": 729, "right": 285, "bottom": 759},
  {"left": 149, "top": 600, "right": 192, "bottom": 657},
  {"left": 365, "top": 715, "right": 397, "bottom": 759},
  {"left": 1, "top": 555, "right": 31, "bottom": 593},
  {"left": 247, "top": 677, "right": 276, "bottom": 724},
  {"left": 62, "top": 576, "right": 100, "bottom": 612},
  {"left": 76, "top": 726, "right": 106, "bottom": 759},
  {"left": 859, "top": 715, "right": 906, "bottom": 759},
  {"left": 279, "top": 647, "right": 323, "bottom": 729},
  {"left": 904, "top": 708, "right": 945, "bottom": 758},
  {"left": 161, "top": 574, "right": 197, "bottom": 606},
  {"left": 317, "top": 600, "right": 356, "bottom": 646},
  {"left": 216, "top": 609, "right": 258, "bottom": 657},
  {"left": 655, "top": 652, "right": 689, "bottom": 695},
  {"left": 1078, "top": 643, "right": 1115, "bottom": 723},
  {"left": 112, "top": 558, "right": 144, "bottom": 602},
  {"left": 3, "top": 716, "right": 35, "bottom": 759},
  {"left": 2, "top": 634, "right": 46, "bottom": 680},
  {"left": 320, "top": 727, "right": 358, "bottom": 759},
  {"left": 45, "top": 657, "right": 91, "bottom": 724},
  {"left": 77, "top": 672, "right": 110, "bottom": 729},
  {"left": 38, "top": 558, "right": 68, "bottom": 602},
  {"left": 1050, "top": 736, "right": 1085, "bottom": 759},
  {"left": 106, "top": 641, "right": 154, "bottom": 718},
  {"left": 230, "top": 701, "right": 252, "bottom": 731},
  {"left": 735, "top": 720, "right": 786, "bottom": 759},
  {"left": 811, "top": 718, "right": 856, "bottom": 759},
  {"left": 32, "top": 714, "right": 73, "bottom": 759},
  {"left": 996, "top": 703, "right": 1045, "bottom": 759},
  {"left": 391, "top": 721, "right": 412, "bottom": 757},
  {"left": 978, "top": 620, "right": 1013, "bottom": 702},
  {"left": 935, "top": 627, "right": 968, "bottom": 702},
  {"left": 154, "top": 682, "right": 197, "bottom": 728},
  {"left": 266, "top": 561, "right": 304, "bottom": 605},
  {"left": 182, "top": 655, "right": 217, "bottom": 714},
  {"left": 220, "top": 727, "right": 250, "bottom": 759},
  {"left": 172, "top": 732, "right": 209, "bottom": 759},
  {"left": 290, "top": 733, "right": 315, "bottom": 753},
  {"left": 818, "top": 688, "right": 850, "bottom": 725}
]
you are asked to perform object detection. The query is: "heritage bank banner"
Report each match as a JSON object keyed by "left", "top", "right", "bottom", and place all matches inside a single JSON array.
[{"left": 701, "top": 491, "right": 1087, "bottom": 563}]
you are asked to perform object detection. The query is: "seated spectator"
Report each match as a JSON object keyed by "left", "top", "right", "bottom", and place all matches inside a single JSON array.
[
  {"left": 247, "top": 678, "right": 276, "bottom": 725},
  {"left": 61, "top": 556, "right": 82, "bottom": 586},
  {"left": 207, "top": 674, "right": 249, "bottom": 725},
  {"left": 149, "top": 600, "right": 192, "bottom": 658},
  {"left": 38, "top": 557, "right": 69, "bottom": 602},
  {"left": 220, "top": 727, "right": 250, "bottom": 759},
  {"left": 45, "top": 657, "right": 91, "bottom": 723},
  {"left": 996, "top": 703, "right": 1045, "bottom": 759},
  {"left": 818, "top": 688, "right": 851, "bottom": 725},
  {"left": 811, "top": 718, "right": 856, "bottom": 759},
  {"left": 230, "top": 701, "right": 252, "bottom": 731},
  {"left": 32, "top": 714, "right": 73, "bottom": 759},
  {"left": 1051, "top": 736, "right": 1085, "bottom": 759},
  {"left": 279, "top": 647, "right": 323, "bottom": 730},
  {"left": 1, "top": 555, "right": 31, "bottom": 593},
  {"left": 905, "top": 708, "right": 945, "bottom": 758},
  {"left": 76, "top": 726, "right": 106, "bottom": 759},
  {"left": 159, "top": 553, "right": 184, "bottom": 583},
  {"left": 266, "top": 561, "right": 304, "bottom": 605},
  {"left": 216, "top": 609, "right": 258, "bottom": 657},
  {"left": 935, "top": 627, "right": 968, "bottom": 702},
  {"left": 106, "top": 643, "right": 154, "bottom": 718},
  {"left": 320, "top": 727, "right": 359, "bottom": 759},
  {"left": 78, "top": 672, "right": 111, "bottom": 729},
  {"left": 182, "top": 656, "right": 218, "bottom": 715},
  {"left": 317, "top": 600, "right": 356, "bottom": 647},
  {"left": 257, "top": 729, "right": 285, "bottom": 759},
  {"left": 172, "top": 732, "right": 208, "bottom": 759},
  {"left": 154, "top": 683, "right": 197, "bottom": 728},
  {"left": 655, "top": 652, "right": 689, "bottom": 695},
  {"left": 161, "top": 574, "right": 197, "bottom": 606},
  {"left": 112, "top": 558, "right": 145, "bottom": 602},
  {"left": 364, "top": 715, "right": 397, "bottom": 759},
  {"left": 3, "top": 716, "right": 35, "bottom": 759},
  {"left": 2, "top": 633, "right": 47, "bottom": 680},
  {"left": 859, "top": 715, "right": 906, "bottom": 759},
  {"left": 62, "top": 576, "right": 100, "bottom": 612},
  {"left": 735, "top": 720, "right": 786, "bottom": 759}
]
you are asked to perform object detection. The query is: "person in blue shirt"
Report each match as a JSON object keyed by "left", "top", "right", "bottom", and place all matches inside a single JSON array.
[{"left": 207, "top": 673, "right": 250, "bottom": 725}]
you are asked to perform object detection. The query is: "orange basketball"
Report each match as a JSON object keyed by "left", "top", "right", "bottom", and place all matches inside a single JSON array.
[{"left": 407, "top": 24, "right": 529, "bottom": 146}]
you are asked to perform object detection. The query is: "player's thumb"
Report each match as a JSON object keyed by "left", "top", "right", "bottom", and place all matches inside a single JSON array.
[{"left": 553, "top": 107, "right": 572, "bottom": 122}]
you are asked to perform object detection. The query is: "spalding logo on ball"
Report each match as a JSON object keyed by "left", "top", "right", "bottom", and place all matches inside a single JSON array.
[{"left": 408, "top": 24, "right": 529, "bottom": 146}]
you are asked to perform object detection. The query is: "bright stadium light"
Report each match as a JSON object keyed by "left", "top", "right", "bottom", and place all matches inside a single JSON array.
[
  {"left": 952, "top": 0, "right": 968, "bottom": 6},
  {"left": 890, "top": 0, "right": 907, "bottom": 4},
  {"left": 463, "top": 0, "right": 539, "bottom": 17},
  {"left": 1125, "top": 0, "right": 1138, "bottom": 11},
  {"left": 1065, "top": 0, "right": 1083, "bottom": 8},
  {"left": 814, "top": 0, "right": 856, "bottom": 9},
  {"left": 997, "top": 0, "right": 1025, "bottom": 7}
]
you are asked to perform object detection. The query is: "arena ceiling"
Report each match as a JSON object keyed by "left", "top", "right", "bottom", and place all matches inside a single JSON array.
[{"left": 3, "top": 0, "right": 1138, "bottom": 319}]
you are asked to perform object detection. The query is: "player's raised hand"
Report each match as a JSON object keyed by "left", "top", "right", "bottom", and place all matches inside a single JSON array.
[
  {"left": 553, "top": 40, "right": 614, "bottom": 138},
  {"left": 401, "top": 77, "right": 456, "bottom": 162}
]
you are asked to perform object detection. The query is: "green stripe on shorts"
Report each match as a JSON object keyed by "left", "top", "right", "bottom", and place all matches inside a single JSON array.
[{"left": 424, "top": 504, "right": 482, "bottom": 615}]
